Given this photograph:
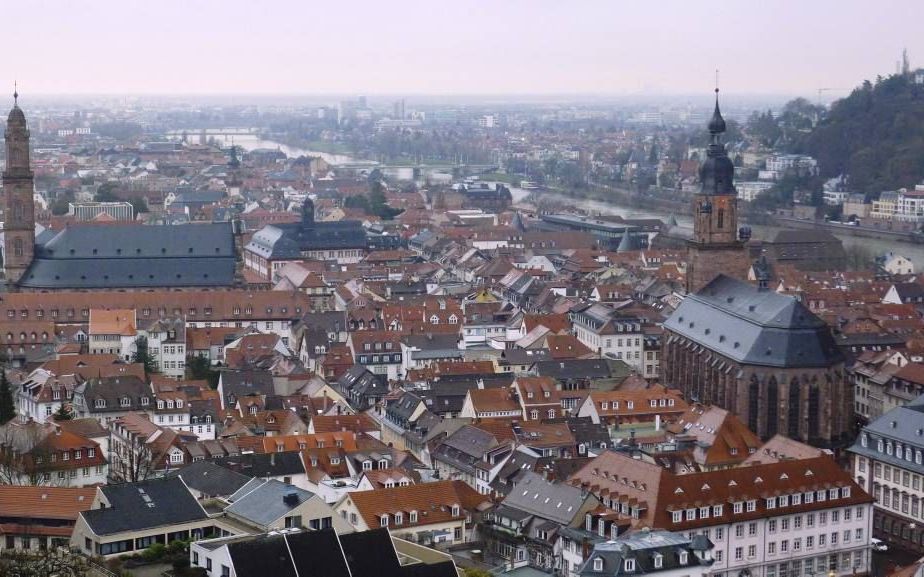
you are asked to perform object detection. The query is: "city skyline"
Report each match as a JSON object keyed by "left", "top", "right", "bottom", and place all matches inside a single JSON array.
[{"left": 4, "top": 0, "right": 924, "bottom": 97}]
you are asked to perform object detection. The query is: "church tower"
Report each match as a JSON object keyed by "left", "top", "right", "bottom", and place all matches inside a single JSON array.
[
  {"left": 3, "top": 89, "right": 35, "bottom": 285},
  {"left": 686, "top": 89, "right": 749, "bottom": 293}
]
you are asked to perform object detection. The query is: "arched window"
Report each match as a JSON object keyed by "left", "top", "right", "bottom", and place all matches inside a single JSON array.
[
  {"left": 766, "top": 377, "right": 779, "bottom": 437},
  {"left": 808, "top": 381, "right": 821, "bottom": 440},
  {"left": 748, "top": 375, "right": 760, "bottom": 433},
  {"left": 13, "top": 237, "right": 23, "bottom": 257},
  {"left": 787, "top": 378, "right": 801, "bottom": 439},
  {"left": 717, "top": 208, "right": 725, "bottom": 229}
]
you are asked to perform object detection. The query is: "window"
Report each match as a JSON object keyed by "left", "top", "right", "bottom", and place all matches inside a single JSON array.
[
  {"left": 748, "top": 522, "right": 757, "bottom": 536},
  {"left": 594, "top": 558, "right": 603, "bottom": 572},
  {"left": 678, "top": 552, "right": 688, "bottom": 565},
  {"left": 734, "top": 547, "right": 743, "bottom": 561},
  {"left": 624, "top": 559, "right": 635, "bottom": 572},
  {"left": 746, "top": 500, "right": 756, "bottom": 512},
  {"left": 410, "top": 511, "right": 418, "bottom": 523},
  {"left": 733, "top": 501, "right": 743, "bottom": 514},
  {"left": 380, "top": 515, "right": 389, "bottom": 527},
  {"left": 713, "top": 504, "right": 723, "bottom": 517},
  {"left": 735, "top": 525, "right": 744, "bottom": 538},
  {"left": 748, "top": 544, "right": 757, "bottom": 557},
  {"left": 672, "top": 511, "right": 682, "bottom": 523}
]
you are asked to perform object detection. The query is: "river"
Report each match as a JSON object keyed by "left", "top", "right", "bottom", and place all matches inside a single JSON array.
[
  {"left": 512, "top": 188, "right": 924, "bottom": 268},
  {"left": 165, "top": 130, "right": 371, "bottom": 166}
]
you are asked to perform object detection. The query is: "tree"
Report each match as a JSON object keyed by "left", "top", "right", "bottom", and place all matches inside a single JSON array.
[
  {"left": 0, "top": 548, "right": 91, "bottom": 577},
  {"left": 0, "top": 370, "right": 15, "bottom": 425},
  {"left": 110, "top": 423, "right": 156, "bottom": 483},
  {"left": 132, "top": 336, "right": 157, "bottom": 376},
  {"left": 129, "top": 197, "right": 148, "bottom": 216},
  {"left": 94, "top": 182, "right": 120, "bottom": 202},
  {"left": 52, "top": 403, "right": 73, "bottom": 421},
  {"left": 187, "top": 356, "right": 220, "bottom": 389},
  {"left": 0, "top": 423, "right": 61, "bottom": 486}
]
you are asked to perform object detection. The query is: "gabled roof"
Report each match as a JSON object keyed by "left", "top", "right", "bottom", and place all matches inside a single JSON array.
[
  {"left": 345, "top": 480, "right": 489, "bottom": 530},
  {"left": 0, "top": 485, "right": 95, "bottom": 521},
  {"left": 82, "top": 476, "right": 207, "bottom": 535},
  {"left": 171, "top": 460, "right": 252, "bottom": 497},
  {"left": 226, "top": 479, "right": 316, "bottom": 527}
]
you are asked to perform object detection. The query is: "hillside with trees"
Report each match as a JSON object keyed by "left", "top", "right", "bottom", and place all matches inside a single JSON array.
[{"left": 792, "top": 71, "right": 924, "bottom": 193}]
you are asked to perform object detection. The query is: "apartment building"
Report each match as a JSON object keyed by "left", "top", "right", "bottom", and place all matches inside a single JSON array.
[
  {"left": 569, "top": 452, "right": 874, "bottom": 577},
  {"left": 849, "top": 394, "right": 924, "bottom": 554}
]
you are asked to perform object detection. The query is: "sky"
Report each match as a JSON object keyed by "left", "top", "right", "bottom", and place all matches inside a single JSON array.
[{"left": 3, "top": 0, "right": 924, "bottom": 98}]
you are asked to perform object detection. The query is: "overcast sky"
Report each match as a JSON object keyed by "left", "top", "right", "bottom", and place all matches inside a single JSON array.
[{"left": 4, "top": 0, "right": 923, "bottom": 98}]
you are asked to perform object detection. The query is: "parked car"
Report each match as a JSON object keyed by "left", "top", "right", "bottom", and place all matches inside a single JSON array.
[{"left": 871, "top": 538, "right": 888, "bottom": 552}]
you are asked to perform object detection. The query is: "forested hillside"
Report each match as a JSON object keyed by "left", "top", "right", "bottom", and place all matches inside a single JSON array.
[{"left": 794, "top": 73, "right": 924, "bottom": 193}]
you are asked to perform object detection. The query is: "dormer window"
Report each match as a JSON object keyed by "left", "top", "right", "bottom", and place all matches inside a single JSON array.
[
  {"left": 157, "top": 400, "right": 164, "bottom": 410},
  {"left": 654, "top": 554, "right": 663, "bottom": 569},
  {"left": 176, "top": 400, "right": 183, "bottom": 409},
  {"left": 679, "top": 551, "right": 688, "bottom": 565},
  {"left": 394, "top": 512, "right": 403, "bottom": 524},
  {"left": 378, "top": 459, "right": 388, "bottom": 469},
  {"left": 363, "top": 461, "right": 372, "bottom": 471},
  {"left": 593, "top": 558, "right": 603, "bottom": 572},
  {"left": 249, "top": 405, "right": 258, "bottom": 415},
  {"left": 140, "top": 397, "right": 149, "bottom": 406},
  {"left": 409, "top": 510, "right": 418, "bottom": 523},
  {"left": 452, "top": 505, "right": 460, "bottom": 517},
  {"left": 380, "top": 514, "right": 389, "bottom": 527},
  {"left": 94, "top": 399, "right": 105, "bottom": 409},
  {"left": 120, "top": 397, "right": 130, "bottom": 408},
  {"left": 624, "top": 559, "right": 635, "bottom": 572},
  {"left": 53, "top": 390, "right": 61, "bottom": 401}
]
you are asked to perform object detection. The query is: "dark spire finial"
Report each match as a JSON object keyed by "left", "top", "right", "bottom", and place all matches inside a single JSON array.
[
  {"left": 13, "top": 81, "right": 18, "bottom": 106},
  {"left": 708, "top": 76, "right": 726, "bottom": 137}
]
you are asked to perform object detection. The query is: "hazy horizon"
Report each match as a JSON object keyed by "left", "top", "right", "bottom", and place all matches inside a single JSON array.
[{"left": 4, "top": 0, "right": 923, "bottom": 98}]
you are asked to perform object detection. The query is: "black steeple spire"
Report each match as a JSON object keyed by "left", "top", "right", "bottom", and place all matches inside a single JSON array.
[
  {"left": 708, "top": 88, "right": 726, "bottom": 138},
  {"left": 699, "top": 87, "right": 736, "bottom": 196},
  {"left": 13, "top": 81, "right": 18, "bottom": 107}
]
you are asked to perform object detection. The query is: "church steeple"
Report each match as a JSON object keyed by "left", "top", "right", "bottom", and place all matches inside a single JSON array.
[
  {"left": 685, "top": 87, "right": 748, "bottom": 294},
  {"left": 3, "top": 89, "right": 36, "bottom": 285},
  {"left": 699, "top": 88, "right": 735, "bottom": 197}
]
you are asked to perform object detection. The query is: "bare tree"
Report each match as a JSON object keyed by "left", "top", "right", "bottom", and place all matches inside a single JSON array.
[
  {"left": 0, "top": 548, "right": 90, "bottom": 577},
  {"left": 0, "top": 423, "right": 63, "bottom": 486},
  {"left": 110, "top": 425, "right": 156, "bottom": 483}
]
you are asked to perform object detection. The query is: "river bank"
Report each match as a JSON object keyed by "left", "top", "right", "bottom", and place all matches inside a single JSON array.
[{"left": 520, "top": 188, "right": 924, "bottom": 267}]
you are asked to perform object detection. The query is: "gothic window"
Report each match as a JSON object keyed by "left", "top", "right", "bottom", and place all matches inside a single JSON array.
[
  {"left": 808, "top": 381, "right": 821, "bottom": 440},
  {"left": 788, "top": 378, "right": 801, "bottom": 438},
  {"left": 748, "top": 375, "right": 760, "bottom": 433},
  {"left": 717, "top": 208, "right": 725, "bottom": 229},
  {"left": 766, "top": 377, "right": 779, "bottom": 437},
  {"left": 12, "top": 200, "right": 23, "bottom": 222},
  {"left": 13, "top": 238, "right": 23, "bottom": 257}
]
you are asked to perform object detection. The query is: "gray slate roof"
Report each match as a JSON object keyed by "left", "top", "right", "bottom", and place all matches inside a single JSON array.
[
  {"left": 500, "top": 471, "right": 590, "bottom": 525},
  {"left": 225, "top": 479, "right": 315, "bottom": 527},
  {"left": 82, "top": 476, "right": 207, "bottom": 535},
  {"left": 664, "top": 275, "right": 842, "bottom": 368},
  {"left": 848, "top": 394, "right": 924, "bottom": 474},
  {"left": 172, "top": 460, "right": 252, "bottom": 498},
  {"left": 21, "top": 222, "right": 235, "bottom": 288},
  {"left": 579, "top": 530, "right": 711, "bottom": 577}
]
